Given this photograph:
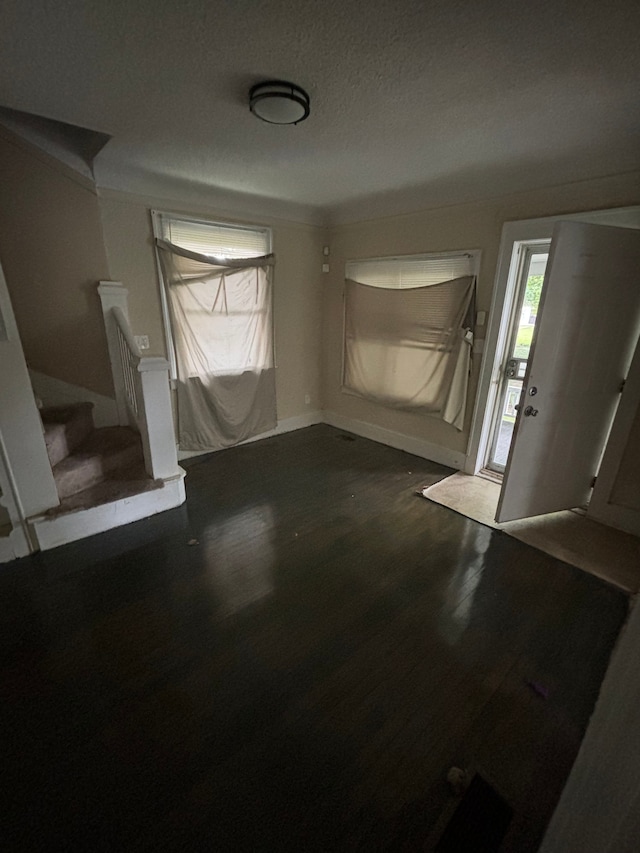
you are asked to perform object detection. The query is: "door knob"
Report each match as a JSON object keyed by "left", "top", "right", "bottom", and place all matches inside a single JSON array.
[{"left": 524, "top": 406, "right": 538, "bottom": 417}]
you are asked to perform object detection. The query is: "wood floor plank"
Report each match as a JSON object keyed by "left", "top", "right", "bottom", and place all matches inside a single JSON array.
[{"left": 0, "top": 425, "right": 629, "bottom": 851}]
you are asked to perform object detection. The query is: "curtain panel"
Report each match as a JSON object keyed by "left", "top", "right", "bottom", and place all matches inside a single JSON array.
[
  {"left": 343, "top": 275, "right": 476, "bottom": 430},
  {"left": 156, "top": 239, "right": 276, "bottom": 451}
]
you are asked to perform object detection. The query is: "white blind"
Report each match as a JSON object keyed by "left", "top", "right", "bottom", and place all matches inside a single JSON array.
[
  {"left": 156, "top": 213, "right": 270, "bottom": 260},
  {"left": 346, "top": 252, "right": 478, "bottom": 289}
]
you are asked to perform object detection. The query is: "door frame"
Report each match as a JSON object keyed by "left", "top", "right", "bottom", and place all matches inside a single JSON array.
[
  {"left": 464, "top": 205, "right": 640, "bottom": 475},
  {"left": 588, "top": 325, "right": 640, "bottom": 536},
  {"left": 482, "top": 239, "right": 550, "bottom": 475}
]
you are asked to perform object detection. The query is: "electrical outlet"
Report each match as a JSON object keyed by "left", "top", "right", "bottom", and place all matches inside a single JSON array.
[
  {"left": 135, "top": 335, "right": 150, "bottom": 350},
  {"left": 305, "top": 394, "right": 311, "bottom": 405}
]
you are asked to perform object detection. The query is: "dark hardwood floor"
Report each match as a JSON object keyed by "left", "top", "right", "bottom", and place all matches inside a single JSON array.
[{"left": 0, "top": 425, "right": 628, "bottom": 852}]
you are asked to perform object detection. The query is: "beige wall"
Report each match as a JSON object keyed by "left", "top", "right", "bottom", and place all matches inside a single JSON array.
[
  {"left": 1, "top": 116, "right": 638, "bottom": 459},
  {"left": 0, "top": 128, "right": 113, "bottom": 396},
  {"left": 98, "top": 190, "right": 325, "bottom": 422},
  {"left": 323, "top": 172, "right": 640, "bottom": 459},
  {"left": 539, "top": 583, "right": 640, "bottom": 853}
]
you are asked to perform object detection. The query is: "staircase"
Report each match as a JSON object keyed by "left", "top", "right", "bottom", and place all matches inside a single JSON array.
[
  {"left": 29, "top": 398, "right": 185, "bottom": 550},
  {"left": 41, "top": 402, "right": 161, "bottom": 511},
  {"left": 1, "top": 280, "right": 185, "bottom": 557}
]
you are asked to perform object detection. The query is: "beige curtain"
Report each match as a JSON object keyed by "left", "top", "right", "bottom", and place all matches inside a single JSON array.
[
  {"left": 156, "top": 239, "right": 276, "bottom": 451},
  {"left": 343, "top": 275, "right": 476, "bottom": 430}
]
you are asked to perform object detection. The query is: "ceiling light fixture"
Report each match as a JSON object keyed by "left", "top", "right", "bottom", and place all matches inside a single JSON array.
[{"left": 249, "top": 80, "right": 310, "bottom": 126}]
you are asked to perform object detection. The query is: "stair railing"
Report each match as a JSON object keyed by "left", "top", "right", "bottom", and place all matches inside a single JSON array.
[
  {"left": 112, "top": 306, "right": 145, "bottom": 424},
  {"left": 98, "top": 282, "right": 179, "bottom": 481}
]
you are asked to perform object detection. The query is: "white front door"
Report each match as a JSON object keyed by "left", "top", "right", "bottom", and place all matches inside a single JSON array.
[{"left": 496, "top": 221, "right": 640, "bottom": 523}]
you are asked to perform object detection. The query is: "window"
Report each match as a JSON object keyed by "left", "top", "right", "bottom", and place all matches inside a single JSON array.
[
  {"left": 343, "top": 251, "right": 479, "bottom": 430},
  {"left": 152, "top": 211, "right": 272, "bottom": 378},
  {"left": 153, "top": 212, "right": 276, "bottom": 450},
  {"left": 154, "top": 212, "right": 271, "bottom": 260},
  {"left": 346, "top": 252, "right": 478, "bottom": 289}
]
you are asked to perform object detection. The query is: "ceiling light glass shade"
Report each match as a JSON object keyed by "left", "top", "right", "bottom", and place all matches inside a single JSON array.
[{"left": 249, "top": 81, "right": 310, "bottom": 125}]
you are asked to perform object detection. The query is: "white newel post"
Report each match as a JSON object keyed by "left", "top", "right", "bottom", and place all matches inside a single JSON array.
[
  {"left": 136, "top": 358, "right": 180, "bottom": 480},
  {"left": 97, "top": 281, "right": 130, "bottom": 426}
]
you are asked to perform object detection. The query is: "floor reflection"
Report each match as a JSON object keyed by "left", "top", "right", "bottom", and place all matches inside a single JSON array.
[
  {"left": 1, "top": 425, "right": 628, "bottom": 852},
  {"left": 439, "top": 520, "right": 491, "bottom": 644},
  {"left": 204, "top": 504, "right": 275, "bottom": 616}
]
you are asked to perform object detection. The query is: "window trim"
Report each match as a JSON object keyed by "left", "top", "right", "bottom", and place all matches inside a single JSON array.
[
  {"left": 347, "top": 248, "right": 480, "bottom": 266},
  {"left": 151, "top": 209, "right": 273, "bottom": 380}
]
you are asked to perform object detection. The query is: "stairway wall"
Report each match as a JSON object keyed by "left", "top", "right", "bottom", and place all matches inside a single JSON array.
[
  {"left": 0, "top": 125, "right": 113, "bottom": 397},
  {"left": 29, "top": 370, "right": 118, "bottom": 428},
  {"left": 0, "top": 257, "right": 59, "bottom": 520}
]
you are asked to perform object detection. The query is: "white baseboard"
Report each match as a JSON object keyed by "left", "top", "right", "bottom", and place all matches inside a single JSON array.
[
  {"left": 30, "top": 472, "right": 186, "bottom": 551},
  {"left": 178, "top": 410, "right": 323, "bottom": 460},
  {"left": 179, "top": 409, "right": 464, "bottom": 470},
  {"left": 323, "top": 411, "right": 465, "bottom": 470},
  {"left": 29, "top": 370, "right": 119, "bottom": 428}
]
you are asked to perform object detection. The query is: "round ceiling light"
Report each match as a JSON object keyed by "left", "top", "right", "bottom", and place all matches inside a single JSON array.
[{"left": 249, "top": 80, "right": 310, "bottom": 125}]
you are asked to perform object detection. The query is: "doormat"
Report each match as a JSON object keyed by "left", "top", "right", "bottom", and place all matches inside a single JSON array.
[
  {"left": 421, "top": 472, "right": 640, "bottom": 593},
  {"left": 435, "top": 774, "right": 513, "bottom": 852}
]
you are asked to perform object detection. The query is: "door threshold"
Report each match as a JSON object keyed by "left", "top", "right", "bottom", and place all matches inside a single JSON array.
[{"left": 477, "top": 468, "right": 503, "bottom": 485}]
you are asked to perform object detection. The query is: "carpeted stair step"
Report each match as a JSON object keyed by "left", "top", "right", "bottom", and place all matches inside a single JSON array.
[
  {"left": 44, "top": 463, "right": 162, "bottom": 518},
  {"left": 41, "top": 402, "right": 95, "bottom": 468},
  {"left": 52, "top": 426, "right": 144, "bottom": 500}
]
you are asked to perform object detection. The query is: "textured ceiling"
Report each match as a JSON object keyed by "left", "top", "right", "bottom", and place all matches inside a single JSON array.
[{"left": 1, "top": 0, "right": 639, "bottom": 223}]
